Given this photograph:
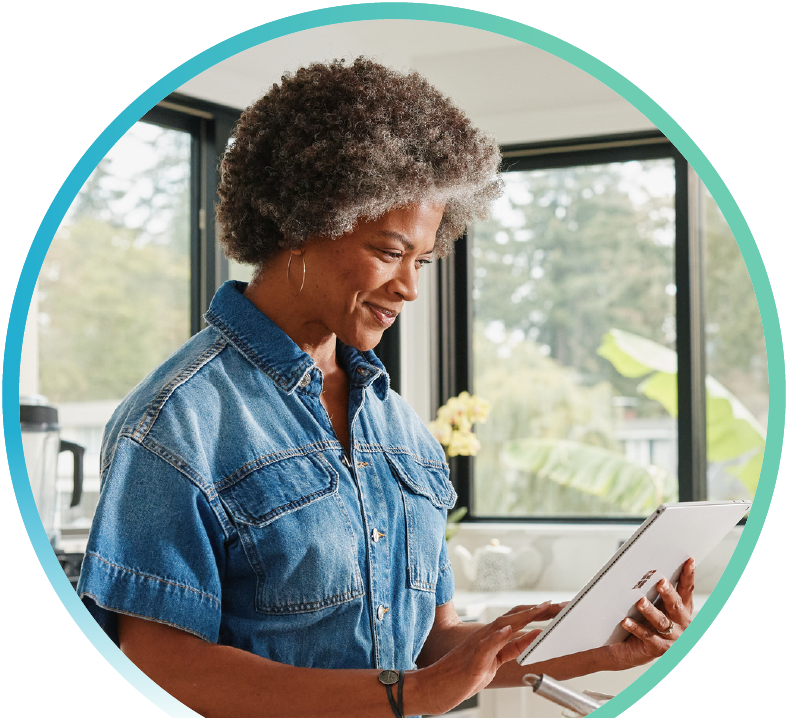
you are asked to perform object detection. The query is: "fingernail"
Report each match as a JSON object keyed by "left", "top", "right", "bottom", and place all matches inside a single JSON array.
[
  {"left": 536, "top": 601, "right": 552, "bottom": 608},
  {"left": 658, "top": 579, "right": 667, "bottom": 589},
  {"left": 558, "top": 601, "right": 570, "bottom": 608},
  {"left": 623, "top": 618, "right": 635, "bottom": 628},
  {"left": 638, "top": 597, "right": 648, "bottom": 608}
]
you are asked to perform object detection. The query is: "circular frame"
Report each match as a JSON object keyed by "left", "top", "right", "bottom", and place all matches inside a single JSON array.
[{"left": 3, "top": 4, "right": 784, "bottom": 717}]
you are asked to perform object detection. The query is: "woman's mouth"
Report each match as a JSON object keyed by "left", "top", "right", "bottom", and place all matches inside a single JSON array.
[{"left": 366, "top": 302, "right": 398, "bottom": 328}]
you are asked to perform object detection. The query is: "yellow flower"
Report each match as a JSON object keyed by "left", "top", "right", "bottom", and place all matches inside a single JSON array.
[
  {"left": 446, "top": 429, "right": 481, "bottom": 457},
  {"left": 428, "top": 419, "right": 453, "bottom": 445},
  {"left": 431, "top": 393, "right": 490, "bottom": 455}
]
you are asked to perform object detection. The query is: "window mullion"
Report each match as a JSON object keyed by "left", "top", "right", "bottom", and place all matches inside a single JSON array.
[{"left": 675, "top": 159, "right": 707, "bottom": 500}]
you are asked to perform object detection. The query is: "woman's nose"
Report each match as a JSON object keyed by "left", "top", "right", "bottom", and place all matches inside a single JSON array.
[{"left": 391, "top": 263, "right": 419, "bottom": 302}]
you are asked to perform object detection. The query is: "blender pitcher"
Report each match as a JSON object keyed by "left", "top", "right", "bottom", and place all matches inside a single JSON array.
[{"left": 20, "top": 396, "right": 84, "bottom": 547}]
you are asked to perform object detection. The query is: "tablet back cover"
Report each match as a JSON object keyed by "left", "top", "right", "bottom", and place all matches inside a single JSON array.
[{"left": 517, "top": 500, "right": 750, "bottom": 666}]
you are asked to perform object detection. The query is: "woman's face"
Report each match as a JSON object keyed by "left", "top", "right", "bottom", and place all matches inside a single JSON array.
[{"left": 297, "top": 203, "right": 443, "bottom": 352}]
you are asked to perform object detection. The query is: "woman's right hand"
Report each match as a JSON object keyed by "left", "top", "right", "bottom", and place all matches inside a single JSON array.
[{"left": 413, "top": 602, "right": 556, "bottom": 716}]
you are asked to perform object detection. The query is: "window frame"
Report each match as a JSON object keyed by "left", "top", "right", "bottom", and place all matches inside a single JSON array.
[
  {"left": 436, "top": 130, "right": 708, "bottom": 522},
  {"left": 140, "top": 93, "right": 242, "bottom": 335}
]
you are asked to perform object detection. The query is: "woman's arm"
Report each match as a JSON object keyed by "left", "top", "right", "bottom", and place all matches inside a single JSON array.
[{"left": 118, "top": 602, "right": 552, "bottom": 718}]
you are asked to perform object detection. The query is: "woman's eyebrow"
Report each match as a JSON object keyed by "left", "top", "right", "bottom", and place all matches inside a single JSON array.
[{"left": 376, "top": 230, "right": 434, "bottom": 254}]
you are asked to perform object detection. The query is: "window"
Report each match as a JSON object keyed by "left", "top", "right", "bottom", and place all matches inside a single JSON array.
[
  {"left": 28, "top": 95, "right": 240, "bottom": 543},
  {"left": 437, "top": 132, "right": 766, "bottom": 520}
]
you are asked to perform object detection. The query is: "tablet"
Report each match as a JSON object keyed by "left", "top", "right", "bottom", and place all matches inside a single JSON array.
[{"left": 516, "top": 500, "right": 752, "bottom": 666}]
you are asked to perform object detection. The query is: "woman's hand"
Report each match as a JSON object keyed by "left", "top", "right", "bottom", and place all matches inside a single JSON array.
[
  {"left": 414, "top": 602, "right": 559, "bottom": 716},
  {"left": 607, "top": 557, "right": 696, "bottom": 669}
]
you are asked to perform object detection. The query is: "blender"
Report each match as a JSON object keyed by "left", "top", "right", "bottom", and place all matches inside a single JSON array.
[{"left": 20, "top": 395, "right": 85, "bottom": 585}]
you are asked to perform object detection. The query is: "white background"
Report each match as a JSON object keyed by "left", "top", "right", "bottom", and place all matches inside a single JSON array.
[{"left": 2, "top": 1, "right": 784, "bottom": 716}]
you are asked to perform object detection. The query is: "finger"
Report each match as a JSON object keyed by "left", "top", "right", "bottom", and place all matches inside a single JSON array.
[
  {"left": 636, "top": 597, "right": 673, "bottom": 634},
  {"left": 676, "top": 558, "right": 696, "bottom": 607},
  {"left": 622, "top": 618, "right": 664, "bottom": 648},
  {"left": 497, "top": 629, "right": 542, "bottom": 664},
  {"left": 476, "top": 625, "right": 513, "bottom": 661},
  {"left": 491, "top": 602, "right": 553, "bottom": 632},
  {"left": 501, "top": 604, "right": 537, "bottom": 617},
  {"left": 656, "top": 579, "right": 688, "bottom": 622}
]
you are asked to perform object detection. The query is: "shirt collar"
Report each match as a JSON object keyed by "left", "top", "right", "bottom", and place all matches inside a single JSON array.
[{"left": 205, "top": 281, "right": 389, "bottom": 400}]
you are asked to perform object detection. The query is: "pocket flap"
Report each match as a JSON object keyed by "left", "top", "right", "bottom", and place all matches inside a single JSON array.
[
  {"left": 219, "top": 452, "right": 338, "bottom": 526},
  {"left": 385, "top": 451, "right": 456, "bottom": 509}
]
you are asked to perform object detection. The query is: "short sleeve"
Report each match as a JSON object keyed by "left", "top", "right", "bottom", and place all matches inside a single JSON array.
[
  {"left": 77, "top": 436, "right": 226, "bottom": 644},
  {"left": 435, "top": 531, "right": 455, "bottom": 606}
]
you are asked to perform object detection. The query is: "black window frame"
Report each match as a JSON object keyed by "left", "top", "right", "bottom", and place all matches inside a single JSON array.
[
  {"left": 436, "top": 130, "right": 708, "bottom": 523},
  {"left": 140, "top": 93, "right": 242, "bottom": 336}
]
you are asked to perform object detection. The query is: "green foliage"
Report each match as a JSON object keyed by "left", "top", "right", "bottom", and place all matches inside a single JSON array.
[
  {"left": 472, "top": 324, "right": 646, "bottom": 516},
  {"left": 445, "top": 506, "right": 468, "bottom": 542},
  {"left": 597, "top": 329, "right": 766, "bottom": 497},
  {"left": 704, "top": 189, "right": 768, "bottom": 428},
  {"left": 471, "top": 161, "right": 676, "bottom": 409},
  {"left": 503, "top": 438, "right": 677, "bottom": 514},
  {"left": 38, "top": 124, "right": 191, "bottom": 404}
]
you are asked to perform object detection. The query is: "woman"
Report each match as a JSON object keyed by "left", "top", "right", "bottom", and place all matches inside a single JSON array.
[{"left": 77, "top": 58, "right": 695, "bottom": 717}]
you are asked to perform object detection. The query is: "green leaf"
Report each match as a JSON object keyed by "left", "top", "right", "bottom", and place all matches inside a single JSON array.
[
  {"left": 597, "top": 329, "right": 677, "bottom": 378},
  {"left": 597, "top": 329, "right": 766, "bottom": 496},
  {"left": 445, "top": 506, "right": 468, "bottom": 542},
  {"left": 503, "top": 438, "right": 677, "bottom": 514},
  {"left": 731, "top": 448, "right": 764, "bottom": 496},
  {"left": 638, "top": 372, "right": 678, "bottom": 417}
]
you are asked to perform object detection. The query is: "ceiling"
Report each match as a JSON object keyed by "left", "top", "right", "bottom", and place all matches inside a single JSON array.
[{"left": 178, "top": 20, "right": 653, "bottom": 145}]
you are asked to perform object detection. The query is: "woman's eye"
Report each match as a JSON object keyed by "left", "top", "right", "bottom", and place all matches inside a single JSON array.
[{"left": 416, "top": 258, "right": 432, "bottom": 269}]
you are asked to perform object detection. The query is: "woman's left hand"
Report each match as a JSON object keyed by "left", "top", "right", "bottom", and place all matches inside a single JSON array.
[{"left": 607, "top": 557, "right": 696, "bottom": 669}]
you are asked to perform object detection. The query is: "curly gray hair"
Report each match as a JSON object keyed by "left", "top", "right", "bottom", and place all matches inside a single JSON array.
[{"left": 217, "top": 57, "right": 502, "bottom": 264}]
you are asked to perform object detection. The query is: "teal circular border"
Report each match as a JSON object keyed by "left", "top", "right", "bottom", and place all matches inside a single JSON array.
[{"left": 4, "top": 4, "right": 784, "bottom": 716}]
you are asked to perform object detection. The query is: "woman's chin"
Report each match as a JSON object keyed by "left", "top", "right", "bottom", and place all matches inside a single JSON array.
[{"left": 340, "top": 327, "right": 385, "bottom": 353}]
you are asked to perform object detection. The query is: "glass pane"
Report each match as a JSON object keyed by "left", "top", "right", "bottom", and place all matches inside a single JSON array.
[
  {"left": 704, "top": 187, "right": 767, "bottom": 501},
  {"left": 471, "top": 159, "right": 678, "bottom": 517},
  {"left": 36, "top": 122, "right": 191, "bottom": 541}
]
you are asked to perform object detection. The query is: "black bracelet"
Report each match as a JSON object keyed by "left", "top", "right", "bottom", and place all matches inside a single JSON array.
[{"left": 379, "top": 670, "right": 403, "bottom": 718}]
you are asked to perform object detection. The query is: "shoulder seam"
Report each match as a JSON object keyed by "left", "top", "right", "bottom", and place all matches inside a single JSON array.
[
  {"left": 117, "top": 430, "right": 236, "bottom": 539},
  {"left": 132, "top": 335, "right": 228, "bottom": 441}
]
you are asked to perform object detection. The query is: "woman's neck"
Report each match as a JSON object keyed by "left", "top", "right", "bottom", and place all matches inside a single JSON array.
[{"left": 242, "top": 259, "right": 339, "bottom": 377}]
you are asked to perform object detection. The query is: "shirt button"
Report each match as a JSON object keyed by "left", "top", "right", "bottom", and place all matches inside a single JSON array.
[
  {"left": 372, "top": 528, "right": 385, "bottom": 542},
  {"left": 298, "top": 373, "right": 311, "bottom": 388},
  {"left": 377, "top": 605, "right": 389, "bottom": 621}
]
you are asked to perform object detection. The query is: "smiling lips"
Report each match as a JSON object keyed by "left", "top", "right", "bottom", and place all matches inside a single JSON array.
[{"left": 366, "top": 302, "right": 399, "bottom": 328}]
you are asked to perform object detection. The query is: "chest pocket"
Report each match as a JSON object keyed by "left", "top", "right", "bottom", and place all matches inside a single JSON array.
[
  {"left": 385, "top": 452, "right": 456, "bottom": 593},
  {"left": 219, "top": 451, "right": 364, "bottom": 614}
]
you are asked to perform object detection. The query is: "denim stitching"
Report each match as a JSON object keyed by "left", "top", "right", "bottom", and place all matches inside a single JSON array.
[
  {"left": 256, "top": 587, "right": 364, "bottom": 615},
  {"left": 134, "top": 336, "right": 228, "bottom": 440},
  {"left": 115, "top": 432, "right": 235, "bottom": 539},
  {"left": 84, "top": 552, "right": 221, "bottom": 605},
  {"left": 221, "top": 452, "right": 339, "bottom": 527},
  {"left": 205, "top": 310, "right": 313, "bottom": 392},
  {"left": 216, "top": 440, "right": 343, "bottom": 491},
  {"left": 80, "top": 593, "right": 213, "bottom": 643},
  {"left": 354, "top": 443, "right": 449, "bottom": 471}
]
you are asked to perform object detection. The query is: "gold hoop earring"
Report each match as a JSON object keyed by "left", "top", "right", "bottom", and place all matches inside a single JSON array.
[{"left": 287, "top": 252, "right": 306, "bottom": 297}]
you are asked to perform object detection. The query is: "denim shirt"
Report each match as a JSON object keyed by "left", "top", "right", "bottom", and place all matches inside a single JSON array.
[{"left": 77, "top": 280, "right": 456, "bottom": 673}]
